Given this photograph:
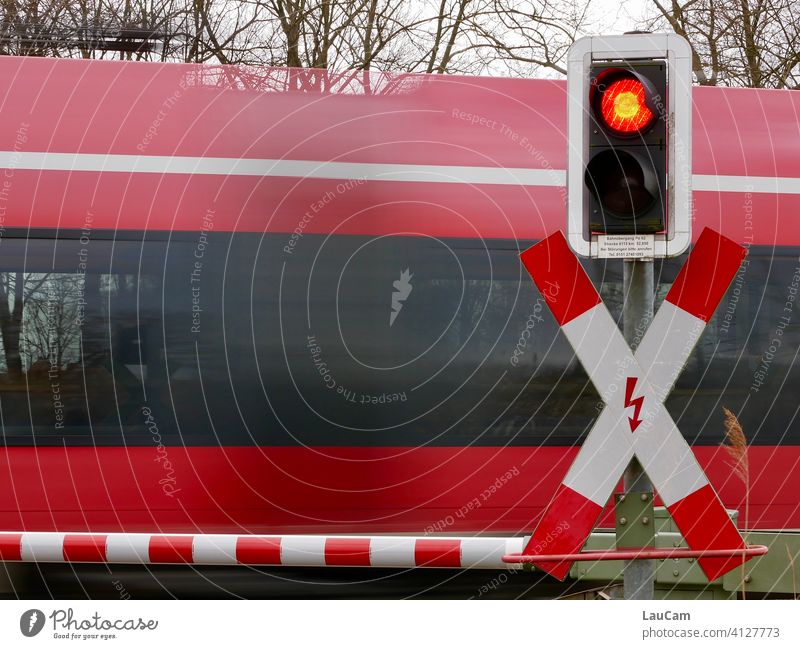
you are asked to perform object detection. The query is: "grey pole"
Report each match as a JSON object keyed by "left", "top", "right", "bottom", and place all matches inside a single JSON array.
[{"left": 622, "top": 258, "right": 656, "bottom": 599}]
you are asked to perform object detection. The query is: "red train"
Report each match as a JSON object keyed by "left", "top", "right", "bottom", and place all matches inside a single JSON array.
[{"left": 0, "top": 55, "right": 798, "bottom": 540}]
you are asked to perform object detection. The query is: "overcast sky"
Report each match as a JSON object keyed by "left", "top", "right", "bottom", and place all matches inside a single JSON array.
[{"left": 589, "top": 0, "right": 651, "bottom": 36}]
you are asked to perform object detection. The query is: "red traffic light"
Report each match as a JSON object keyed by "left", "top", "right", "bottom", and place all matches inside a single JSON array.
[
  {"left": 585, "top": 65, "right": 666, "bottom": 232},
  {"left": 600, "top": 78, "right": 654, "bottom": 133},
  {"left": 592, "top": 69, "right": 658, "bottom": 136}
]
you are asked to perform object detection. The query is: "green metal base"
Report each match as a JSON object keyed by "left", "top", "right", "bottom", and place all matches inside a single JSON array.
[{"left": 569, "top": 506, "right": 800, "bottom": 597}]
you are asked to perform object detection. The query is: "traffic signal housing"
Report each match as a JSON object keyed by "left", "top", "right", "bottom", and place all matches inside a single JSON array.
[
  {"left": 586, "top": 62, "right": 667, "bottom": 234},
  {"left": 566, "top": 34, "right": 692, "bottom": 258}
]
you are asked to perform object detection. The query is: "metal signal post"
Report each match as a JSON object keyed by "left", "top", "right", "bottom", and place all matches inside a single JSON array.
[
  {"left": 565, "top": 33, "right": 694, "bottom": 598},
  {"left": 621, "top": 259, "right": 655, "bottom": 599}
]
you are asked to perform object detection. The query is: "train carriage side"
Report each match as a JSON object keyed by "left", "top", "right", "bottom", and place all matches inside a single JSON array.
[{"left": 0, "top": 56, "right": 798, "bottom": 536}]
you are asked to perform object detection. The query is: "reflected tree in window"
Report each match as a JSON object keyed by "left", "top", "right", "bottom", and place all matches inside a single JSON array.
[{"left": 20, "top": 273, "right": 83, "bottom": 374}]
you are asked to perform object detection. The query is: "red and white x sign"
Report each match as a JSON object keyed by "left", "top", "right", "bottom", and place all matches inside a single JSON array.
[{"left": 520, "top": 228, "right": 749, "bottom": 581}]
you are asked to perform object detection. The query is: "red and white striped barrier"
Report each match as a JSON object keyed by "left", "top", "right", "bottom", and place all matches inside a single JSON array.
[
  {"left": 519, "top": 228, "right": 749, "bottom": 582},
  {"left": 0, "top": 532, "right": 523, "bottom": 569}
]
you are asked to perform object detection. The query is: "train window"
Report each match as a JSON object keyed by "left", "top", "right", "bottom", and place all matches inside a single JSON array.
[
  {"left": 0, "top": 234, "right": 165, "bottom": 443},
  {"left": 0, "top": 232, "right": 795, "bottom": 449}
]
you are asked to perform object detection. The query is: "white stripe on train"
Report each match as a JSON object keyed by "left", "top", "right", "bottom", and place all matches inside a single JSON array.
[{"left": 0, "top": 151, "right": 799, "bottom": 194}]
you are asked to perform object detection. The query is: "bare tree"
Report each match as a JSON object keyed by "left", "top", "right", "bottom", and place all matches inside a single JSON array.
[
  {"left": 183, "top": 0, "right": 270, "bottom": 64},
  {"left": 20, "top": 274, "right": 83, "bottom": 372},
  {"left": 0, "top": 0, "right": 187, "bottom": 60},
  {"left": 9, "top": 0, "right": 797, "bottom": 87},
  {"left": 422, "top": 0, "right": 476, "bottom": 73},
  {"left": 472, "top": 0, "right": 592, "bottom": 76},
  {"left": 0, "top": 0, "right": 71, "bottom": 57},
  {"left": 2, "top": 0, "right": 597, "bottom": 78},
  {"left": 0, "top": 273, "right": 53, "bottom": 378},
  {"left": 349, "top": 0, "right": 414, "bottom": 71},
  {"left": 383, "top": 0, "right": 592, "bottom": 76},
  {"left": 641, "top": 0, "right": 800, "bottom": 88}
]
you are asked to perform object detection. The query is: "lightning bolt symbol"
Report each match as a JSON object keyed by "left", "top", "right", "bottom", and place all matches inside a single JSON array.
[
  {"left": 28, "top": 612, "right": 37, "bottom": 632},
  {"left": 624, "top": 376, "right": 645, "bottom": 433}
]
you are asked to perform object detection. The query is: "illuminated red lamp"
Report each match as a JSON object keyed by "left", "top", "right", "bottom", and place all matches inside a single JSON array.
[{"left": 599, "top": 77, "right": 654, "bottom": 134}]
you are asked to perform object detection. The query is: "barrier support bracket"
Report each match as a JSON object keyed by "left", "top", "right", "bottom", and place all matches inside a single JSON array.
[{"left": 616, "top": 492, "right": 656, "bottom": 551}]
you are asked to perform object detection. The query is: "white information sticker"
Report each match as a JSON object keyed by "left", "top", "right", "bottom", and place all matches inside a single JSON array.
[{"left": 596, "top": 234, "right": 656, "bottom": 259}]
